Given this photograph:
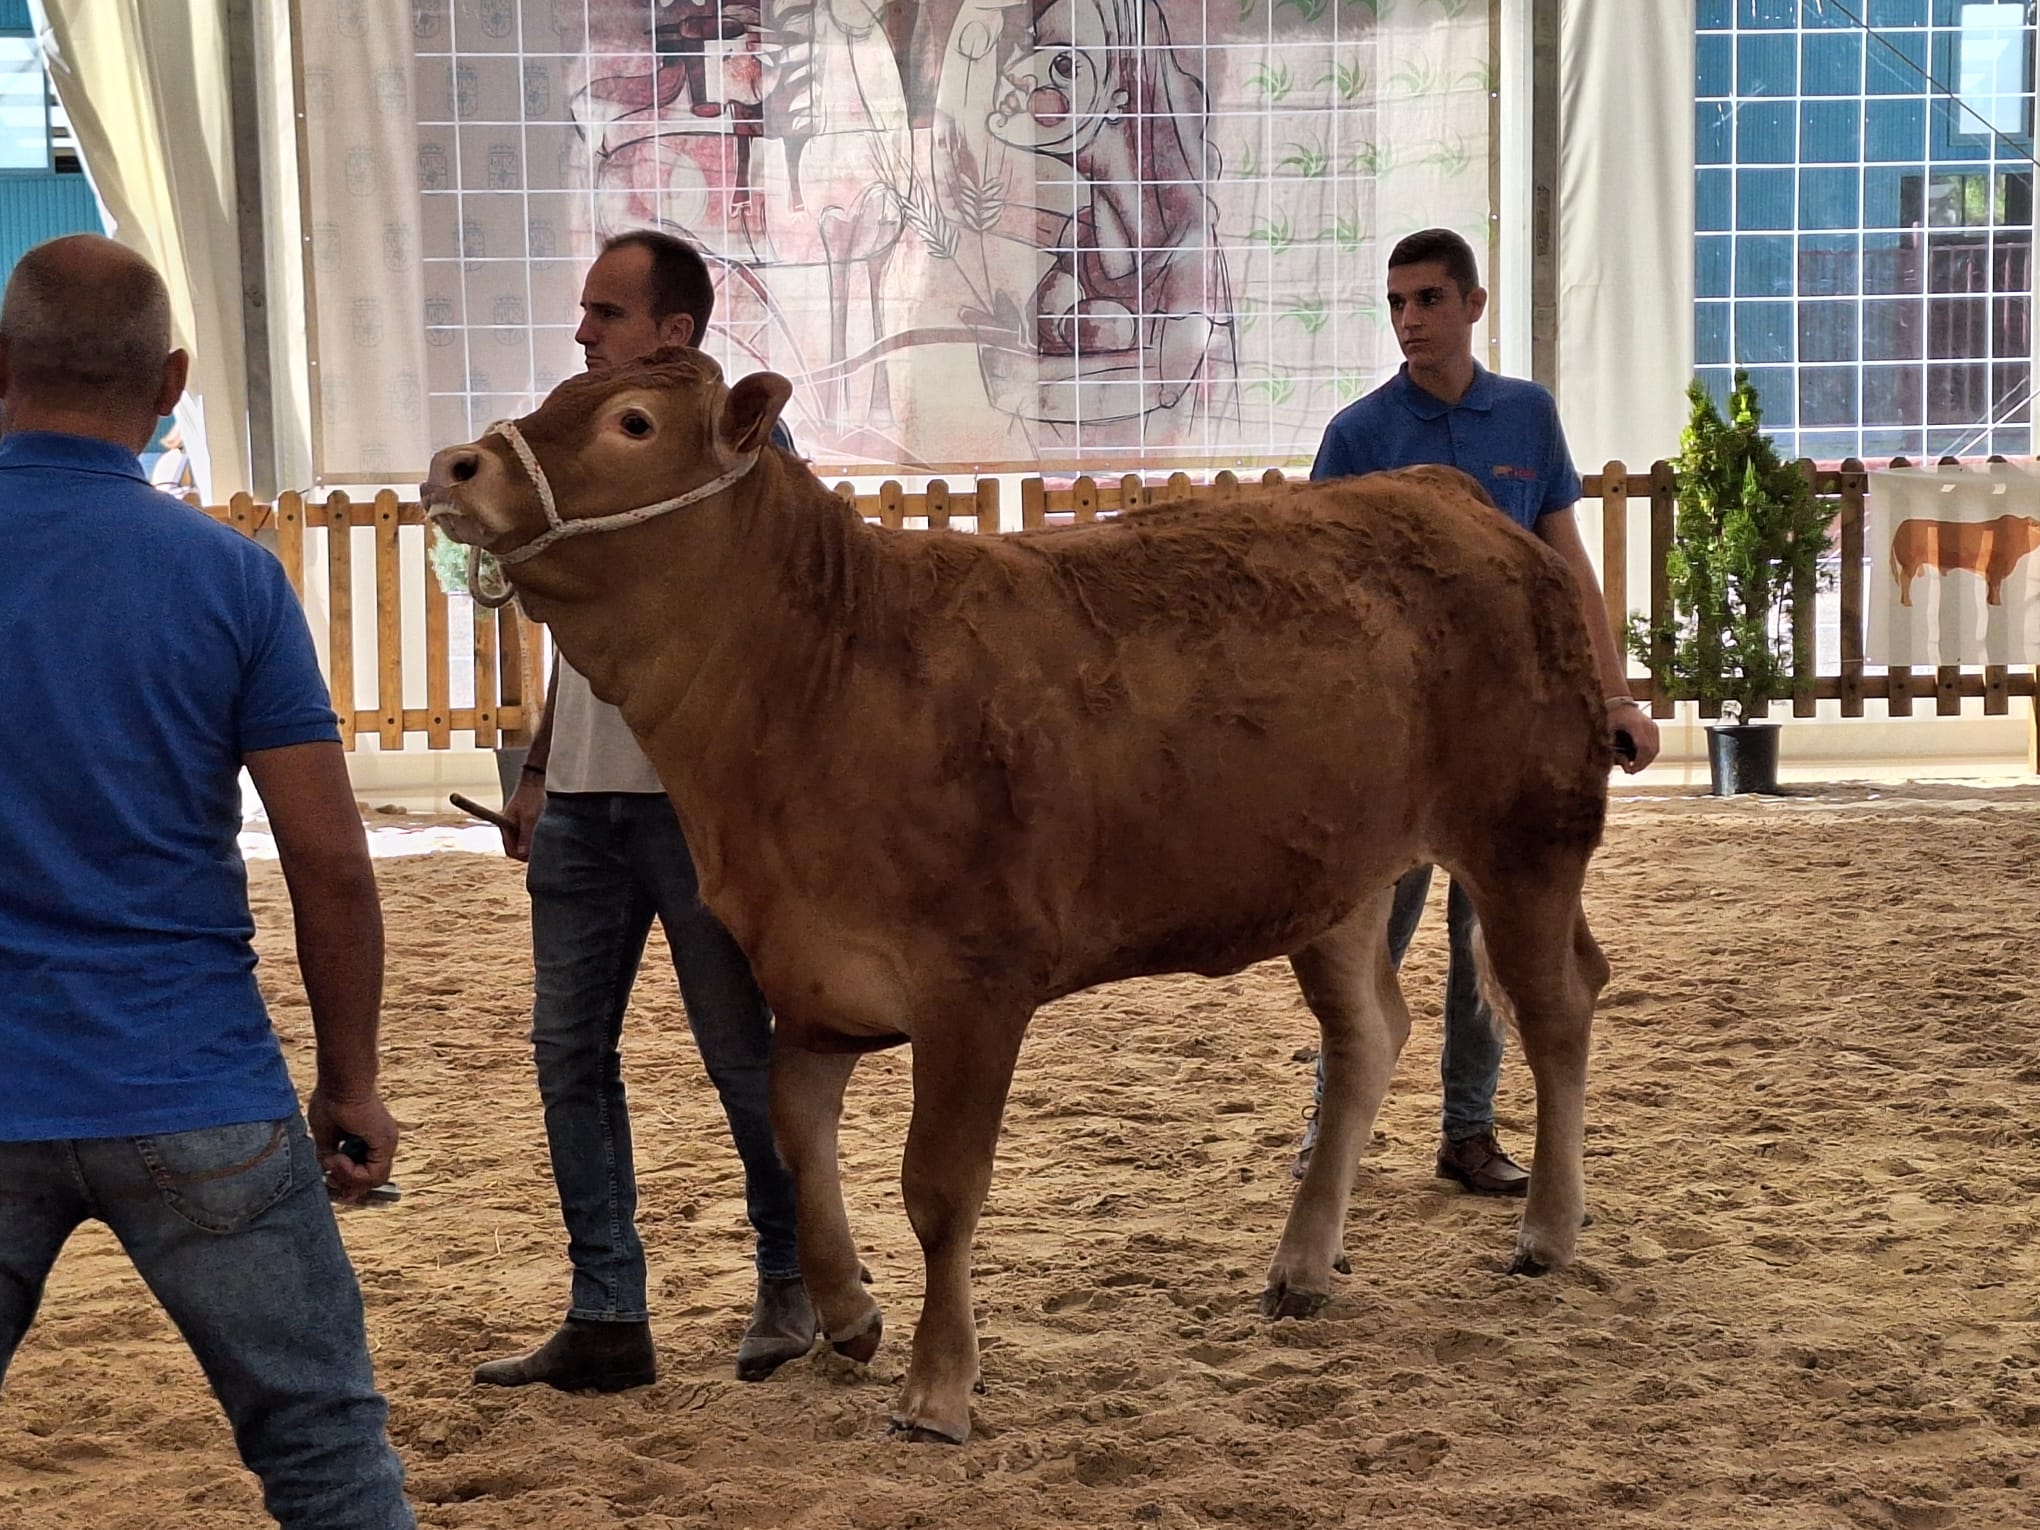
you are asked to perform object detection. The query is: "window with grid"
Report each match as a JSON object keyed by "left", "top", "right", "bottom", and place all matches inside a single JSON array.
[{"left": 1696, "top": 0, "right": 2037, "bottom": 463}]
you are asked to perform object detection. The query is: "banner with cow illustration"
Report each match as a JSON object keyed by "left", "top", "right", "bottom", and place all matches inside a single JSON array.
[
  {"left": 294, "top": 0, "right": 1493, "bottom": 482},
  {"left": 1867, "top": 465, "right": 2040, "bottom": 667}
]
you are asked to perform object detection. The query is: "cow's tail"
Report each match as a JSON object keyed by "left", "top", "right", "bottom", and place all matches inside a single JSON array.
[{"left": 1467, "top": 917, "right": 1518, "bottom": 1043}]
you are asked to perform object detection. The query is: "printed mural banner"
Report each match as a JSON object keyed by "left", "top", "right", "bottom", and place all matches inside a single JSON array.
[
  {"left": 297, "top": 0, "right": 1493, "bottom": 481},
  {"left": 1867, "top": 464, "right": 2040, "bottom": 666}
]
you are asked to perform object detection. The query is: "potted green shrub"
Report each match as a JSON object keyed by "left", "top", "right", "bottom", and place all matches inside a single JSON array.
[{"left": 1625, "top": 370, "right": 1838, "bottom": 795}]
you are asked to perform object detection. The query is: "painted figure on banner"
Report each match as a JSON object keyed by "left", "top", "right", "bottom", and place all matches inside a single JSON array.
[
  {"left": 967, "top": 0, "right": 1237, "bottom": 447},
  {"left": 568, "top": 1, "right": 911, "bottom": 445},
  {"left": 559, "top": 0, "right": 1237, "bottom": 466}
]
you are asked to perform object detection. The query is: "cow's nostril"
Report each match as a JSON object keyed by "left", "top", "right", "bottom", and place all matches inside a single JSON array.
[{"left": 450, "top": 450, "right": 480, "bottom": 483}]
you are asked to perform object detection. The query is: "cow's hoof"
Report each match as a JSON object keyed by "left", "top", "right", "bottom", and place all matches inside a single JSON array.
[
  {"left": 830, "top": 1310, "right": 883, "bottom": 1364},
  {"left": 1258, "top": 1283, "right": 1330, "bottom": 1320},
  {"left": 1504, "top": 1248, "right": 1550, "bottom": 1277},
  {"left": 886, "top": 1414, "right": 968, "bottom": 1446},
  {"left": 1333, "top": 1252, "right": 1352, "bottom": 1276}
]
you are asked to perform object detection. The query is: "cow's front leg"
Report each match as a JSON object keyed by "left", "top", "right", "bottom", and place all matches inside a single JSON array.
[
  {"left": 771, "top": 1041, "right": 881, "bottom": 1359},
  {"left": 1264, "top": 891, "right": 1407, "bottom": 1318},
  {"left": 890, "top": 1014, "right": 1028, "bottom": 1445}
]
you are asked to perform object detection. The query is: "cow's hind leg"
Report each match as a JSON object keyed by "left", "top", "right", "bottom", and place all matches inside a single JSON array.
[
  {"left": 1262, "top": 886, "right": 1411, "bottom": 1319},
  {"left": 771, "top": 1042, "right": 882, "bottom": 1361},
  {"left": 1462, "top": 855, "right": 1608, "bottom": 1274},
  {"left": 889, "top": 1012, "right": 1028, "bottom": 1445}
]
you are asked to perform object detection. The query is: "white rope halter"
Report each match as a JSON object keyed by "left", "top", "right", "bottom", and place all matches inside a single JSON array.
[{"left": 434, "top": 417, "right": 759, "bottom": 609}]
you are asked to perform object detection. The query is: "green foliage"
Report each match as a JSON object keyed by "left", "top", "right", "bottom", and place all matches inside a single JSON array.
[
  {"left": 1282, "top": 295, "right": 1330, "bottom": 334},
  {"left": 428, "top": 528, "right": 476, "bottom": 599},
  {"left": 1321, "top": 60, "right": 1368, "bottom": 101},
  {"left": 1624, "top": 371, "right": 1838, "bottom": 718},
  {"left": 1277, "top": 140, "right": 1329, "bottom": 177},
  {"left": 1245, "top": 62, "right": 1294, "bottom": 102},
  {"left": 1244, "top": 212, "right": 1298, "bottom": 253}
]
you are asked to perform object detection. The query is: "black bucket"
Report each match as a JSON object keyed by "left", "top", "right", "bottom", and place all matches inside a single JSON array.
[{"left": 1705, "top": 722, "right": 1782, "bottom": 796}]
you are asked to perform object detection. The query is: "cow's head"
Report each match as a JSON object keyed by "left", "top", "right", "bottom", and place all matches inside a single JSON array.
[{"left": 421, "top": 347, "right": 792, "bottom": 578}]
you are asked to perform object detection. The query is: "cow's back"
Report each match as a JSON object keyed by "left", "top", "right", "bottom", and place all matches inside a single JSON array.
[{"left": 754, "top": 467, "right": 1607, "bottom": 1005}]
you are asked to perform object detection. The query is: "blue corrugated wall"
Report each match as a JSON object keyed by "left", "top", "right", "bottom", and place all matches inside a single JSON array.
[
  {"left": 0, "top": 173, "right": 104, "bottom": 285},
  {"left": 1, "top": 3, "right": 105, "bottom": 285}
]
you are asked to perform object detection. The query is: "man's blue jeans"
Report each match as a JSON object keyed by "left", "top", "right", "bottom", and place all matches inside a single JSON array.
[
  {"left": 0, "top": 1116, "right": 413, "bottom": 1529},
  {"left": 527, "top": 792, "right": 800, "bottom": 1324},
  {"left": 1312, "top": 865, "right": 1504, "bottom": 1141}
]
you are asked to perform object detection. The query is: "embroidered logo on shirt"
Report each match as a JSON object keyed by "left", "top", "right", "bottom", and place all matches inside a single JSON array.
[{"left": 1491, "top": 464, "right": 1538, "bottom": 481}]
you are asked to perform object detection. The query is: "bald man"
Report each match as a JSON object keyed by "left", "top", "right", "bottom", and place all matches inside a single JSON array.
[{"left": 0, "top": 236, "right": 413, "bottom": 1529}]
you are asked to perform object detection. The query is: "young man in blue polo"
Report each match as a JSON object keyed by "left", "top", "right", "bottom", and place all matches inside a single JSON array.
[{"left": 1294, "top": 227, "right": 1659, "bottom": 1193}]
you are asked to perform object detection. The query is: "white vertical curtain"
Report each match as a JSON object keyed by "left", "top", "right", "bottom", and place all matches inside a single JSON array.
[
  {"left": 1558, "top": 0, "right": 1694, "bottom": 474},
  {"left": 29, "top": 0, "right": 254, "bottom": 498}
]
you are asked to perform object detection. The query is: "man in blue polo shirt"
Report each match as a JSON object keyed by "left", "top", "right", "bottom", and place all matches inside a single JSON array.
[
  {"left": 1294, "top": 227, "right": 1660, "bottom": 1194},
  {"left": 0, "top": 235, "right": 412, "bottom": 1528}
]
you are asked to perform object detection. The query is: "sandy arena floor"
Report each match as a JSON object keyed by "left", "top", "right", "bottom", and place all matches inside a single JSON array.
[{"left": 3, "top": 784, "right": 2038, "bottom": 1528}]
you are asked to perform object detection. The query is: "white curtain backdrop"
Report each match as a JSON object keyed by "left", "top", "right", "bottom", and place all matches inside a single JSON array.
[
  {"left": 293, "top": 1, "right": 1495, "bottom": 482},
  {"left": 30, "top": 0, "right": 252, "bottom": 499},
  {"left": 1558, "top": 0, "right": 1693, "bottom": 475}
]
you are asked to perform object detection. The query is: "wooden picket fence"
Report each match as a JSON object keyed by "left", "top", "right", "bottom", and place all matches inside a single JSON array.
[
  {"left": 1588, "top": 454, "right": 2038, "bottom": 723},
  {"left": 195, "top": 457, "right": 2032, "bottom": 753}
]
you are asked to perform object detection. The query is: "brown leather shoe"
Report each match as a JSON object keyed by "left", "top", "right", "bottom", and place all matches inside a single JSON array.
[
  {"left": 734, "top": 1275, "right": 818, "bottom": 1381},
  {"left": 1434, "top": 1131, "right": 1530, "bottom": 1196},
  {"left": 472, "top": 1318, "right": 656, "bottom": 1392}
]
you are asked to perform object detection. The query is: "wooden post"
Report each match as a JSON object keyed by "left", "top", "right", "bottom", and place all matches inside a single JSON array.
[
  {"left": 497, "top": 604, "right": 527, "bottom": 745},
  {"left": 1598, "top": 459, "right": 1628, "bottom": 667},
  {"left": 422, "top": 522, "right": 451, "bottom": 750},
  {"left": 1884, "top": 457, "right": 1913, "bottom": 717},
  {"left": 1647, "top": 460, "right": 1676, "bottom": 719},
  {"left": 1792, "top": 461, "right": 1818, "bottom": 718},
  {"left": 1020, "top": 477, "right": 1046, "bottom": 530},
  {"left": 374, "top": 490, "right": 403, "bottom": 749},
  {"left": 925, "top": 478, "right": 951, "bottom": 531},
  {"left": 974, "top": 476, "right": 999, "bottom": 533},
  {"left": 878, "top": 480, "right": 905, "bottom": 530},
  {"left": 1935, "top": 456, "right": 1962, "bottom": 717},
  {"left": 1984, "top": 455, "right": 2010, "bottom": 716},
  {"left": 1073, "top": 475, "right": 1098, "bottom": 523},
  {"left": 1838, "top": 460, "right": 1865, "bottom": 718},
  {"left": 323, "top": 494, "right": 355, "bottom": 748},
  {"left": 274, "top": 491, "right": 305, "bottom": 600},
  {"left": 472, "top": 583, "right": 499, "bottom": 749}
]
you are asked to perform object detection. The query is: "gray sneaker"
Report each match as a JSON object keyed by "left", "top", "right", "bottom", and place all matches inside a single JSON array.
[{"left": 735, "top": 1275, "right": 818, "bottom": 1381}]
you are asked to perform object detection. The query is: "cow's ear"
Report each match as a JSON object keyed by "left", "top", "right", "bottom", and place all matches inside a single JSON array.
[{"left": 716, "top": 371, "right": 793, "bottom": 462}]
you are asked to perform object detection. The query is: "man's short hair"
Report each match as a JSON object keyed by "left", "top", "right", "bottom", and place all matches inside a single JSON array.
[
  {"left": 1387, "top": 228, "right": 1482, "bottom": 296},
  {"left": 602, "top": 229, "right": 715, "bottom": 338},
  {"left": 0, "top": 237, "right": 173, "bottom": 404}
]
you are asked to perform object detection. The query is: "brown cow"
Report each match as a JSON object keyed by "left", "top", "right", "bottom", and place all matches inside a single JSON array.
[
  {"left": 1890, "top": 513, "right": 2040, "bottom": 606},
  {"left": 422, "top": 351, "right": 1612, "bottom": 1444}
]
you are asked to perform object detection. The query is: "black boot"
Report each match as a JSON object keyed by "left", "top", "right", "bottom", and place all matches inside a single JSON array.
[
  {"left": 473, "top": 1318, "right": 657, "bottom": 1392},
  {"left": 734, "top": 1275, "right": 817, "bottom": 1381}
]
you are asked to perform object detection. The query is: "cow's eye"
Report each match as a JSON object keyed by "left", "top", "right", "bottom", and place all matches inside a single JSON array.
[{"left": 620, "top": 412, "right": 653, "bottom": 439}]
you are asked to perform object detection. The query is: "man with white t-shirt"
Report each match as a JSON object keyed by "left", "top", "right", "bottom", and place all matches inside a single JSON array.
[{"left": 471, "top": 231, "right": 811, "bottom": 1393}]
